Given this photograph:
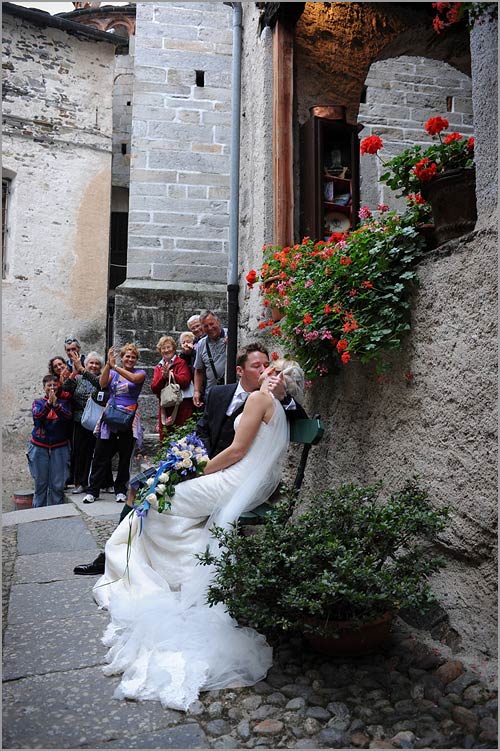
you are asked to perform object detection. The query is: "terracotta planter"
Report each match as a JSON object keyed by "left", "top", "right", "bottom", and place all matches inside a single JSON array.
[
  {"left": 271, "top": 307, "right": 285, "bottom": 323},
  {"left": 304, "top": 612, "right": 394, "bottom": 656},
  {"left": 421, "top": 167, "right": 477, "bottom": 244},
  {"left": 11, "top": 491, "right": 34, "bottom": 510}
]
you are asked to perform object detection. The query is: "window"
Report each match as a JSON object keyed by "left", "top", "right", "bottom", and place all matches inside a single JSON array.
[{"left": 2, "top": 178, "right": 11, "bottom": 279}]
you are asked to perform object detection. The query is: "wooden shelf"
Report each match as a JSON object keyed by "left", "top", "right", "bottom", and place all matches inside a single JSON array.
[{"left": 324, "top": 202, "right": 351, "bottom": 216}]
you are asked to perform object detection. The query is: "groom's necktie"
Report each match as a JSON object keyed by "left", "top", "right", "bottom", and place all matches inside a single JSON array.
[{"left": 227, "top": 390, "right": 249, "bottom": 415}]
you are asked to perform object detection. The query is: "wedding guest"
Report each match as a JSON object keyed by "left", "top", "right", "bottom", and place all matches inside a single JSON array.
[
  {"left": 150, "top": 336, "right": 193, "bottom": 443},
  {"left": 193, "top": 310, "right": 227, "bottom": 407},
  {"left": 82, "top": 343, "right": 145, "bottom": 505},
  {"left": 27, "top": 374, "right": 72, "bottom": 507},
  {"left": 179, "top": 330, "right": 196, "bottom": 376},
  {"left": 62, "top": 351, "right": 113, "bottom": 494},
  {"left": 187, "top": 315, "right": 204, "bottom": 344},
  {"left": 64, "top": 336, "right": 85, "bottom": 370}
]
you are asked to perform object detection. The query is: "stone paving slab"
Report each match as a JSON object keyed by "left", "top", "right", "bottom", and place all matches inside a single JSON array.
[
  {"left": 3, "top": 611, "right": 109, "bottom": 680},
  {"left": 71, "top": 491, "right": 123, "bottom": 518},
  {"left": 13, "top": 550, "right": 100, "bottom": 584},
  {"left": 2, "top": 665, "right": 182, "bottom": 749},
  {"left": 8, "top": 577, "right": 100, "bottom": 624},
  {"left": 101, "top": 723, "right": 208, "bottom": 748},
  {"left": 2, "top": 503, "right": 81, "bottom": 527},
  {"left": 17, "top": 517, "right": 97, "bottom": 555}
]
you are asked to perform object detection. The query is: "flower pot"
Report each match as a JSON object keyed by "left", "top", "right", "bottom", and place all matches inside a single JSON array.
[
  {"left": 304, "top": 612, "right": 394, "bottom": 656},
  {"left": 271, "top": 307, "right": 285, "bottom": 323},
  {"left": 11, "top": 490, "right": 34, "bottom": 510},
  {"left": 421, "top": 167, "right": 477, "bottom": 244},
  {"left": 416, "top": 223, "right": 438, "bottom": 251}
]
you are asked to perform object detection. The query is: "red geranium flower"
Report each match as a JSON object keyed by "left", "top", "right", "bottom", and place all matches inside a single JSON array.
[
  {"left": 425, "top": 116, "right": 449, "bottom": 136},
  {"left": 413, "top": 158, "right": 438, "bottom": 181},
  {"left": 339, "top": 256, "right": 352, "bottom": 266},
  {"left": 258, "top": 321, "right": 267, "bottom": 330},
  {"left": 362, "top": 280, "right": 373, "bottom": 289},
  {"left": 336, "top": 339, "right": 348, "bottom": 353},
  {"left": 245, "top": 269, "right": 257, "bottom": 289},
  {"left": 271, "top": 351, "right": 279, "bottom": 360},
  {"left": 341, "top": 351, "right": 351, "bottom": 365},
  {"left": 303, "top": 313, "right": 313, "bottom": 325},
  {"left": 467, "top": 137, "right": 475, "bottom": 151},
  {"left": 360, "top": 135, "right": 383, "bottom": 155},
  {"left": 443, "top": 131, "right": 463, "bottom": 144}
]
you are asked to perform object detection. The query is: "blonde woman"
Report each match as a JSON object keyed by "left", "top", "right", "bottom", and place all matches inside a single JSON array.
[{"left": 83, "top": 343, "right": 146, "bottom": 504}]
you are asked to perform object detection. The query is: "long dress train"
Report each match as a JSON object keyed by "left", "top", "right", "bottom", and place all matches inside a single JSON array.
[{"left": 93, "top": 400, "right": 288, "bottom": 710}]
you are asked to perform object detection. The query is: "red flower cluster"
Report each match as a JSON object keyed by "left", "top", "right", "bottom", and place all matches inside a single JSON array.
[
  {"left": 425, "top": 116, "right": 449, "bottom": 136},
  {"left": 413, "top": 158, "right": 437, "bottom": 182},
  {"left": 443, "top": 131, "right": 463, "bottom": 144},
  {"left": 339, "top": 256, "right": 352, "bottom": 266},
  {"left": 246, "top": 270, "right": 257, "bottom": 289},
  {"left": 432, "top": 2, "right": 464, "bottom": 33},
  {"left": 360, "top": 135, "right": 383, "bottom": 155},
  {"left": 336, "top": 339, "right": 348, "bottom": 353}
]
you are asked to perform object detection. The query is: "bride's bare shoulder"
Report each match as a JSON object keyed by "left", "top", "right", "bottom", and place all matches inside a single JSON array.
[{"left": 246, "top": 390, "right": 274, "bottom": 408}]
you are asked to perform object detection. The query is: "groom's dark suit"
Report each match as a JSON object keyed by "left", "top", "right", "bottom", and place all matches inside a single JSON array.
[{"left": 195, "top": 383, "right": 307, "bottom": 459}]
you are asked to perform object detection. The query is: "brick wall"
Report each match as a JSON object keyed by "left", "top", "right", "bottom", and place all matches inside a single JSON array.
[{"left": 126, "top": 2, "right": 233, "bottom": 285}]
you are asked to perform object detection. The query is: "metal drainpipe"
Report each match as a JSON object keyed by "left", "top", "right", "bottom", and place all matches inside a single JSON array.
[{"left": 225, "top": 2, "right": 242, "bottom": 383}]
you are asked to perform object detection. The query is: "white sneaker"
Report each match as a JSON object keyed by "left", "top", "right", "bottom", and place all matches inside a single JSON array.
[
  {"left": 72, "top": 485, "right": 84, "bottom": 494},
  {"left": 83, "top": 494, "right": 96, "bottom": 504},
  {"left": 116, "top": 493, "right": 127, "bottom": 503}
]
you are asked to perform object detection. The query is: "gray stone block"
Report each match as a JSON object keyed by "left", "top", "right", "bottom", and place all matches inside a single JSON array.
[
  {"left": 102, "top": 723, "right": 208, "bottom": 748},
  {"left": 2, "top": 665, "right": 181, "bottom": 749},
  {"left": 14, "top": 550, "right": 99, "bottom": 584},
  {"left": 8, "top": 577, "right": 100, "bottom": 624},
  {"left": 3, "top": 612, "right": 109, "bottom": 680},
  {"left": 17, "top": 517, "right": 97, "bottom": 555}
]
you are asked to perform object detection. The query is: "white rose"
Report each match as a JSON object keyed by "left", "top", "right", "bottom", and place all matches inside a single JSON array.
[
  {"left": 159, "top": 472, "right": 169, "bottom": 483},
  {"left": 146, "top": 478, "right": 155, "bottom": 487},
  {"left": 181, "top": 458, "right": 192, "bottom": 468},
  {"left": 181, "top": 450, "right": 191, "bottom": 459},
  {"left": 175, "top": 461, "right": 184, "bottom": 469},
  {"left": 156, "top": 483, "right": 166, "bottom": 494},
  {"left": 146, "top": 493, "right": 157, "bottom": 504}
]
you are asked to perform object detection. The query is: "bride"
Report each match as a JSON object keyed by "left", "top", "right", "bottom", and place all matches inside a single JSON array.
[{"left": 93, "top": 358, "right": 305, "bottom": 710}]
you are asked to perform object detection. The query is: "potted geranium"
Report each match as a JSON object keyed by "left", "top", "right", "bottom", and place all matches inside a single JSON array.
[
  {"left": 360, "top": 116, "right": 477, "bottom": 242},
  {"left": 199, "top": 478, "right": 449, "bottom": 655},
  {"left": 247, "top": 204, "right": 426, "bottom": 379}
]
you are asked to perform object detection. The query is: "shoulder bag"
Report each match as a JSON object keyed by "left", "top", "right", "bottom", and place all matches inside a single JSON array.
[
  {"left": 81, "top": 397, "right": 105, "bottom": 432},
  {"left": 205, "top": 338, "right": 225, "bottom": 386}
]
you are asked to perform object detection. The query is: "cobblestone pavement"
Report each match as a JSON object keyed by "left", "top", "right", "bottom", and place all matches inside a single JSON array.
[{"left": 2, "top": 498, "right": 497, "bottom": 750}]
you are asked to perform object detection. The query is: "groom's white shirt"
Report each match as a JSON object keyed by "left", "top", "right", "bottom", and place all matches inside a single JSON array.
[{"left": 226, "top": 382, "right": 249, "bottom": 415}]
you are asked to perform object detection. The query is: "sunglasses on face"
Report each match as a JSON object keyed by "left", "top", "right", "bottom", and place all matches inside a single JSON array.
[{"left": 64, "top": 338, "right": 79, "bottom": 345}]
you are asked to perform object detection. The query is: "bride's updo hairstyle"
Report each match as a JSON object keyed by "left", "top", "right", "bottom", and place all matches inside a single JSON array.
[{"left": 273, "top": 358, "right": 305, "bottom": 405}]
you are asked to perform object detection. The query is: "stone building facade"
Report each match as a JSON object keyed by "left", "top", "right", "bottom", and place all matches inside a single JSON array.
[{"left": 1, "top": 4, "right": 126, "bottom": 450}]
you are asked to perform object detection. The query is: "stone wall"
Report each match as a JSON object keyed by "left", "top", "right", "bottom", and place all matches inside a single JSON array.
[
  {"left": 1, "top": 12, "right": 117, "bottom": 448},
  {"left": 112, "top": 47, "right": 134, "bottom": 189},
  {"left": 126, "top": 1, "right": 233, "bottom": 285},
  {"left": 303, "top": 229, "right": 497, "bottom": 658}
]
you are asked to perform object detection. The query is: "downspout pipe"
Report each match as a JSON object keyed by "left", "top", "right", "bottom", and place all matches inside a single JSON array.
[{"left": 225, "top": 2, "right": 242, "bottom": 383}]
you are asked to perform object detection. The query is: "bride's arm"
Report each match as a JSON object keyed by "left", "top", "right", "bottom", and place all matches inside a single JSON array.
[{"left": 203, "top": 391, "right": 273, "bottom": 475}]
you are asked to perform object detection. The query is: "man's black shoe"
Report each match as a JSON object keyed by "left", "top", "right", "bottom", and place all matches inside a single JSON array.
[{"left": 73, "top": 552, "right": 105, "bottom": 576}]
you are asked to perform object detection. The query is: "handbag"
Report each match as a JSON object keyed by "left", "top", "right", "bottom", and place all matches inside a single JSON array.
[
  {"left": 160, "top": 372, "right": 183, "bottom": 408},
  {"left": 102, "top": 394, "right": 136, "bottom": 432},
  {"left": 81, "top": 397, "right": 105, "bottom": 432},
  {"left": 160, "top": 371, "right": 183, "bottom": 427}
]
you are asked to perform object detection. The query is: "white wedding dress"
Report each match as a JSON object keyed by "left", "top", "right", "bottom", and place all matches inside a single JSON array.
[{"left": 93, "top": 399, "right": 288, "bottom": 710}]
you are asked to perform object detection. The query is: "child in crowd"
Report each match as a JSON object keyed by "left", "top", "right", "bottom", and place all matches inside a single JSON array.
[{"left": 27, "top": 374, "right": 73, "bottom": 507}]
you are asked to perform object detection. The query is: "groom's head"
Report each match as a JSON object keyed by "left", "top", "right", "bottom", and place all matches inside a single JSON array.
[{"left": 236, "top": 343, "right": 269, "bottom": 392}]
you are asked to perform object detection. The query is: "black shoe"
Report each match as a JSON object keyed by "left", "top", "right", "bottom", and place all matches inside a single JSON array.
[{"left": 73, "top": 552, "right": 105, "bottom": 576}]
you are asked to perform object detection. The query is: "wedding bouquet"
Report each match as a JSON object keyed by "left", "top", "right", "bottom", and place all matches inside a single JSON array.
[{"left": 134, "top": 433, "right": 208, "bottom": 518}]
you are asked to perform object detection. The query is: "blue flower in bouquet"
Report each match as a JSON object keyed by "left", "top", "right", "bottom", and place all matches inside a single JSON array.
[{"left": 134, "top": 433, "right": 208, "bottom": 519}]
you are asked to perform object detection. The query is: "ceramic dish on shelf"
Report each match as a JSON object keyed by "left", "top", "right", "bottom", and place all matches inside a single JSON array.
[{"left": 325, "top": 211, "right": 350, "bottom": 233}]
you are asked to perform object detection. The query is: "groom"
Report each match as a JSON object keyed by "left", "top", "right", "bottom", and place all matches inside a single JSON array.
[
  {"left": 196, "top": 342, "right": 307, "bottom": 458},
  {"left": 73, "top": 343, "right": 305, "bottom": 575}
]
